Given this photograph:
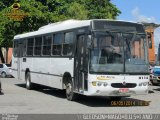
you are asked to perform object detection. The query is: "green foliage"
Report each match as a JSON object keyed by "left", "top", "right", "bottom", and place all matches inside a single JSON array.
[
  {"left": 0, "top": 0, "right": 55, "bottom": 47},
  {"left": 0, "top": 0, "right": 15, "bottom": 11},
  {"left": 84, "top": 0, "right": 121, "bottom": 19},
  {"left": 66, "top": 2, "right": 88, "bottom": 20},
  {"left": 0, "top": 0, "right": 121, "bottom": 47}
]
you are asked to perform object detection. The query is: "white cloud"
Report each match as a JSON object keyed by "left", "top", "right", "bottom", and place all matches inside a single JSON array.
[
  {"left": 131, "top": 7, "right": 160, "bottom": 54},
  {"left": 132, "top": 7, "right": 156, "bottom": 23}
]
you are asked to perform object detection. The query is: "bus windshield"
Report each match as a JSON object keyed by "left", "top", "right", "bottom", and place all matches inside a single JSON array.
[{"left": 89, "top": 31, "right": 149, "bottom": 74}]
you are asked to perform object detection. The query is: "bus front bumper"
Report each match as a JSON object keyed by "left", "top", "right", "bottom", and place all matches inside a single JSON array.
[{"left": 84, "top": 86, "right": 149, "bottom": 96}]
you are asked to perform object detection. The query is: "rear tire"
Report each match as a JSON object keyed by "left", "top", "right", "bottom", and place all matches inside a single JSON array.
[
  {"left": 1, "top": 72, "right": 6, "bottom": 78},
  {"left": 25, "top": 72, "right": 32, "bottom": 90},
  {"left": 65, "top": 80, "right": 77, "bottom": 101}
]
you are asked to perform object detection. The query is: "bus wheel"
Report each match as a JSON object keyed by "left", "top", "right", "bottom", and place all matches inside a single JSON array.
[
  {"left": 65, "top": 81, "right": 77, "bottom": 101},
  {"left": 26, "top": 72, "right": 32, "bottom": 90}
]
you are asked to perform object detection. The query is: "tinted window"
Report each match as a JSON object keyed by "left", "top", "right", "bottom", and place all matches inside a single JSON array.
[
  {"left": 34, "top": 36, "right": 42, "bottom": 56},
  {"left": 13, "top": 40, "right": 18, "bottom": 57},
  {"left": 27, "top": 38, "right": 34, "bottom": 56},
  {"left": 22, "top": 39, "right": 27, "bottom": 57},
  {"left": 63, "top": 32, "right": 74, "bottom": 56},
  {"left": 52, "top": 33, "right": 63, "bottom": 55},
  {"left": 42, "top": 35, "right": 52, "bottom": 55}
]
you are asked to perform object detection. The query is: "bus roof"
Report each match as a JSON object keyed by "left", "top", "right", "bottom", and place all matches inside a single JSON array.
[
  {"left": 14, "top": 19, "right": 142, "bottom": 39},
  {"left": 14, "top": 19, "right": 91, "bottom": 39}
]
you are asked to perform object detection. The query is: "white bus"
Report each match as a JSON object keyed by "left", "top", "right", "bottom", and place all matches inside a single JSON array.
[{"left": 12, "top": 19, "right": 150, "bottom": 101}]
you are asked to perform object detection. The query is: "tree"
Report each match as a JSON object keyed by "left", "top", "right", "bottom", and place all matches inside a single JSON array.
[
  {"left": 84, "top": 0, "right": 121, "bottom": 19},
  {"left": 0, "top": 0, "right": 15, "bottom": 11},
  {"left": 0, "top": 0, "right": 55, "bottom": 63}
]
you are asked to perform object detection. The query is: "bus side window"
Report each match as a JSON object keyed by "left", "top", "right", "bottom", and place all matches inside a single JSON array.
[
  {"left": 52, "top": 33, "right": 63, "bottom": 55},
  {"left": 34, "top": 36, "right": 42, "bottom": 56},
  {"left": 27, "top": 38, "right": 34, "bottom": 56},
  {"left": 13, "top": 40, "right": 18, "bottom": 57},
  {"left": 22, "top": 39, "right": 27, "bottom": 57},
  {"left": 42, "top": 35, "right": 51, "bottom": 56},
  {"left": 63, "top": 32, "right": 74, "bottom": 56}
]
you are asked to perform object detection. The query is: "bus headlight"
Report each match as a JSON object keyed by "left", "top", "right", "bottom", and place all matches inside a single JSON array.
[
  {"left": 97, "top": 82, "right": 102, "bottom": 86},
  {"left": 139, "top": 82, "right": 148, "bottom": 86},
  {"left": 92, "top": 81, "right": 108, "bottom": 87},
  {"left": 103, "top": 83, "right": 108, "bottom": 87},
  {"left": 139, "top": 83, "right": 143, "bottom": 86},
  {"left": 142, "top": 82, "right": 148, "bottom": 86}
]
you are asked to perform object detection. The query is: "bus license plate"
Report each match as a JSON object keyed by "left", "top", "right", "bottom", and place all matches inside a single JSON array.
[{"left": 119, "top": 88, "right": 129, "bottom": 93}]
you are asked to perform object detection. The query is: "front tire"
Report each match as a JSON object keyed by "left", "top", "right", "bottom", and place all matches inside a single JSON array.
[
  {"left": 65, "top": 80, "right": 77, "bottom": 101},
  {"left": 25, "top": 72, "right": 32, "bottom": 90}
]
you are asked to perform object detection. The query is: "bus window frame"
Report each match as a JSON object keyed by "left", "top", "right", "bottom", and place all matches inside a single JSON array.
[
  {"left": 33, "top": 36, "right": 43, "bottom": 56},
  {"left": 26, "top": 37, "right": 34, "bottom": 56},
  {"left": 13, "top": 26, "right": 89, "bottom": 58},
  {"left": 42, "top": 34, "right": 52, "bottom": 56},
  {"left": 62, "top": 31, "right": 75, "bottom": 57},
  {"left": 13, "top": 39, "right": 18, "bottom": 57}
]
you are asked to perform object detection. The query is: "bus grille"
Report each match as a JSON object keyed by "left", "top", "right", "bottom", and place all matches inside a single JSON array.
[{"left": 111, "top": 83, "right": 137, "bottom": 88}]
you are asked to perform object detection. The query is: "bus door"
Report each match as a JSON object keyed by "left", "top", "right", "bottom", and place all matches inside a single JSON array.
[
  {"left": 17, "top": 40, "right": 23, "bottom": 80},
  {"left": 74, "top": 35, "right": 87, "bottom": 92}
]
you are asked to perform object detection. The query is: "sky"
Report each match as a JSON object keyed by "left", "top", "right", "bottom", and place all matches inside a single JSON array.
[{"left": 111, "top": 0, "right": 160, "bottom": 53}]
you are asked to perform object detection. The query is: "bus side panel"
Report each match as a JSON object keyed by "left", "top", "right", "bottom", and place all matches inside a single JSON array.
[{"left": 22, "top": 57, "right": 74, "bottom": 89}]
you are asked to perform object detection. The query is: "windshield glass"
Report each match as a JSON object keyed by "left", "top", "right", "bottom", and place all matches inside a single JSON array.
[
  {"left": 123, "top": 33, "right": 148, "bottom": 73},
  {"left": 90, "top": 32, "right": 124, "bottom": 73},
  {"left": 90, "top": 32, "right": 148, "bottom": 73}
]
